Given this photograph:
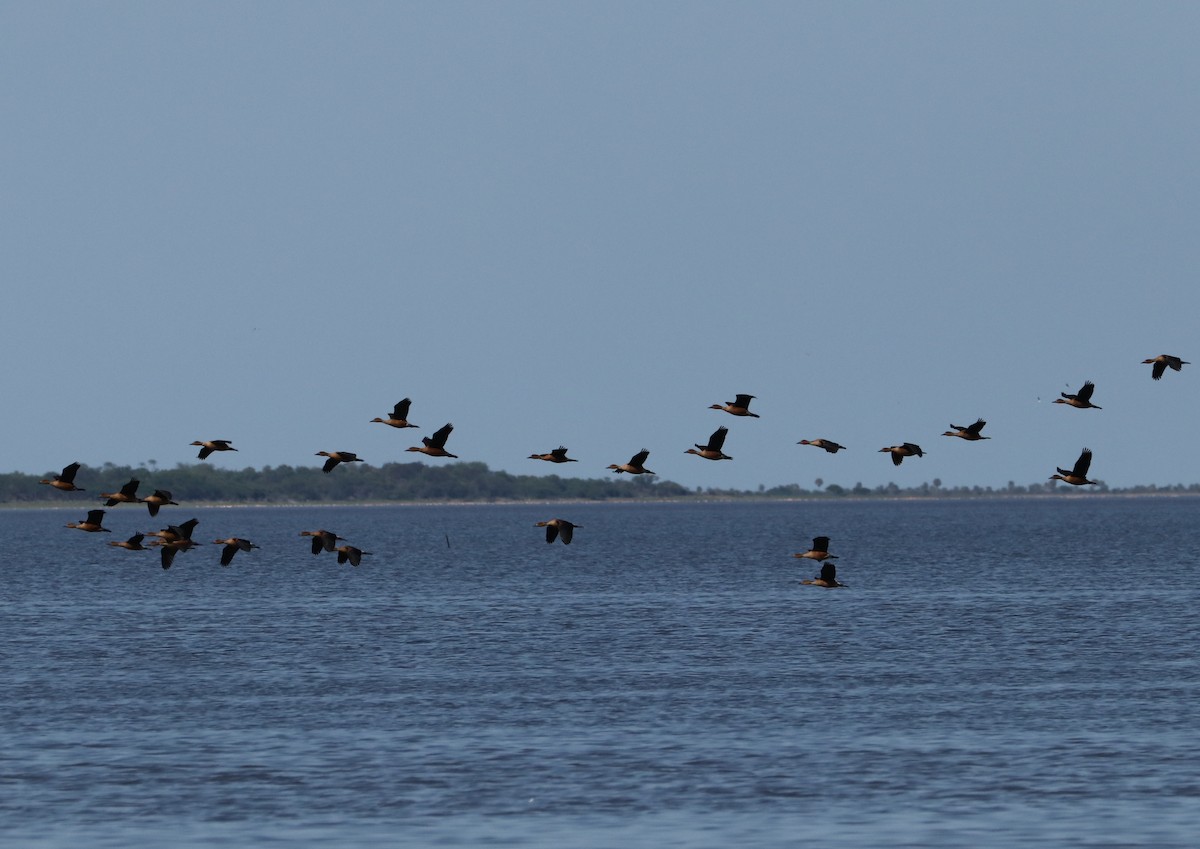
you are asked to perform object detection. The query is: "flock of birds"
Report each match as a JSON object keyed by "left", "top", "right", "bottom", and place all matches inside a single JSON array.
[{"left": 41, "top": 354, "right": 1189, "bottom": 576}]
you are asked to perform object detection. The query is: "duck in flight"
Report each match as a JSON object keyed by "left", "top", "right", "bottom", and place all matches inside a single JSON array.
[
  {"left": 528, "top": 446, "right": 577, "bottom": 463},
  {"left": 316, "top": 451, "right": 364, "bottom": 473},
  {"left": 801, "top": 562, "right": 846, "bottom": 588},
  {"left": 300, "top": 529, "right": 343, "bottom": 555},
  {"left": 39, "top": 462, "right": 85, "bottom": 492},
  {"left": 686, "top": 426, "right": 732, "bottom": 461},
  {"left": 143, "top": 489, "right": 178, "bottom": 518},
  {"left": 535, "top": 518, "right": 580, "bottom": 545},
  {"left": 797, "top": 439, "right": 845, "bottom": 454},
  {"left": 370, "top": 398, "right": 419, "bottom": 429},
  {"left": 943, "top": 419, "right": 990, "bottom": 441},
  {"left": 1054, "top": 381, "right": 1101, "bottom": 409},
  {"left": 1050, "top": 447, "right": 1098, "bottom": 486},
  {"left": 1143, "top": 354, "right": 1189, "bottom": 381},
  {"left": 794, "top": 535, "right": 836, "bottom": 561},
  {"left": 66, "top": 509, "right": 110, "bottom": 533},
  {"left": 191, "top": 440, "right": 237, "bottom": 460},
  {"left": 407, "top": 423, "right": 458, "bottom": 458},
  {"left": 710, "top": 393, "right": 759, "bottom": 417},
  {"left": 108, "top": 532, "right": 148, "bottom": 551},
  {"left": 608, "top": 449, "right": 655, "bottom": 475},
  {"left": 100, "top": 478, "right": 142, "bottom": 507},
  {"left": 879, "top": 443, "right": 924, "bottom": 466},
  {"left": 213, "top": 537, "right": 259, "bottom": 566},
  {"left": 335, "top": 545, "right": 371, "bottom": 567}
]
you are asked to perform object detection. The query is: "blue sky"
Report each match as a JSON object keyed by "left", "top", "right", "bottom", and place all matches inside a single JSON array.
[{"left": 4, "top": 3, "right": 1198, "bottom": 492}]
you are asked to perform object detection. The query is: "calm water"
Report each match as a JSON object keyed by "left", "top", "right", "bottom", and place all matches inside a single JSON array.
[{"left": 1, "top": 498, "right": 1197, "bottom": 847}]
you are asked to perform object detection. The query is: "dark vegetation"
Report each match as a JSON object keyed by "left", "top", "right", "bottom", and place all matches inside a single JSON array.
[{"left": 6, "top": 462, "right": 1199, "bottom": 505}]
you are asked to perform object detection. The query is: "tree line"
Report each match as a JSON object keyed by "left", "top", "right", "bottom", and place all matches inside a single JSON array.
[{"left": 6, "top": 461, "right": 1200, "bottom": 506}]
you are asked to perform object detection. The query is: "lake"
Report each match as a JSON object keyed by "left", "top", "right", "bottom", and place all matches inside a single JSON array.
[{"left": 1, "top": 497, "right": 1197, "bottom": 847}]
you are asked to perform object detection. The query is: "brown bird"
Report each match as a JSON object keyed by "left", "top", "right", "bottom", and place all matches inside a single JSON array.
[
  {"left": 879, "top": 443, "right": 924, "bottom": 466},
  {"left": 147, "top": 518, "right": 200, "bottom": 546},
  {"left": 66, "top": 509, "right": 110, "bottom": 533},
  {"left": 100, "top": 478, "right": 142, "bottom": 507},
  {"left": 686, "top": 426, "right": 732, "bottom": 461},
  {"left": 407, "top": 423, "right": 458, "bottom": 458},
  {"left": 108, "top": 532, "right": 148, "bottom": 551},
  {"left": 801, "top": 562, "right": 846, "bottom": 588},
  {"left": 191, "top": 440, "right": 237, "bottom": 460},
  {"left": 335, "top": 545, "right": 371, "bottom": 567},
  {"left": 143, "top": 490, "right": 178, "bottom": 518},
  {"left": 794, "top": 536, "right": 837, "bottom": 561},
  {"left": 370, "top": 398, "right": 419, "bottom": 429},
  {"left": 797, "top": 439, "right": 846, "bottom": 453},
  {"left": 39, "top": 462, "right": 86, "bottom": 492},
  {"left": 529, "top": 446, "right": 577, "bottom": 463},
  {"left": 535, "top": 518, "right": 581, "bottom": 545},
  {"left": 1143, "top": 354, "right": 1189, "bottom": 381},
  {"left": 1054, "top": 381, "right": 1101, "bottom": 409},
  {"left": 1050, "top": 447, "right": 1098, "bottom": 486},
  {"left": 316, "top": 451, "right": 364, "bottom": 473},
  {"left": 213, "top": 537, "right": 259, "bottom": 566},
  {"left": 943, "top": 419, "right": 990, "bottom": 441},
  {"left": 159, "top": 537, "right": 201, "bottom": 570},
  {"left": 300, "top": 529, "right": 343, "bottom": 555},
  {"left": 607, "top": 449, "right": 655, "bottom": 475},
  {"left": 709, "top": 393, "right": 759, "bottom": 417}
]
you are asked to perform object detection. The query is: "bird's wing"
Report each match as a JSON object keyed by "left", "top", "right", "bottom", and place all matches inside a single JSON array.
[{"left": 431, "top": 423, "right": 454, "bottom": 448}]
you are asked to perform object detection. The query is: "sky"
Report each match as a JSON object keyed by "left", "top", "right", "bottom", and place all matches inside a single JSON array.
[{"left": 3, "top": 2, "right": 1199, "bottom": 493}]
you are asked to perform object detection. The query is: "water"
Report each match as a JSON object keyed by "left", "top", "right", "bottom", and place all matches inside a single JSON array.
[{"left": 2, "top": 498, "right": 1198, "bottom": 847}]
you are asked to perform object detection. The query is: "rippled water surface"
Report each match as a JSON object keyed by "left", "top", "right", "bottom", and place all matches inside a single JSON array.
[{"left": 2, "top": 498, "right": 1198, "bottom": 847}]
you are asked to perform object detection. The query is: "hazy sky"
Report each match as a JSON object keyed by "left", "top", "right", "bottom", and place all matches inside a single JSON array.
[{"left": 4, "top": 3, "right": 1198, "bottom": 492}]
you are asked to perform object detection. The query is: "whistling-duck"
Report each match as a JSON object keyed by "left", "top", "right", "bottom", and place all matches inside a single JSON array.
[
  {"left": 143, "top": 490, "right": 178, "bottom": 518},
  {"left": 529, "top": 446, "right": 578, "bottom": 463},
  {"left": 370, "top": 398, "right": 419, "bottom": 429},
  {"left": 335, "top": 545, "right": 371, "bottom": 567},
  {"left": 108, "top": 532, "right": 148, "bottom": 551},
  {"left": 686, "top": 426, "right": 732, "bottom": 461},
  {"left": 879, "top": 443, "right": 924, "bottom": 466},
  {"left": 39, "top": 462, "right": 85, "bottom": 491},
  {"left": 66, "top": 509, "right": 110, "bottom": 533},
  {"left": 535, "top": 518, "right": 581, "bottom": 545},
  {"left": 316, "top": 451, "right": 364, "bottom": 473},
  {"left": 191, "top": 440, "right": 237, "bottom": 460},
  {"left": 1054, "top": 381, "right": 1101, "bottom": 409},
  {"left": 407, "top": 423, "right": 458, "bottom": 458},
  {"left": 1050, "top": 447, "right": 1098, "bottom": 486},
  {"left": 213, "top": 537, "right": 259, "bottom": 566},
  {"left": 300, "top": 529, "right": 343, "bottom": 555},
  {"left": 801, "top": 562, "right": 846, "bottom": 588},
  {"left": 797, "top": 439, "right": 845, "bottom": 453},
  {"left": 943, "top": 419, "right": 990, "bottom": 441},
  {"left": 147, "top": 518, "right": 199, "bottom": 545},
  {"left": 710, "top": 393, "right": 759, "bottom": 417},
  {"left": 1143, "top": 355, "right": 1189, "bottom": 380},
  {"left": 794, "top": 535, "right": 837, "bottom": 561},
  {"left": 100, "top": 478, "right": 142, "bottom": 506},
  {"left": 159, "top": 537, "right": 201, "bottom": 569},
  {"left": 607, "top": 449, "right": 655, "bottom": 475}
]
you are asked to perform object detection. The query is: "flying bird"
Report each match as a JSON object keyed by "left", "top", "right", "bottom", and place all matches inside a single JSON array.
[
  {"left": 370, "top": 398, "right": 419, "bottom": 428},
  {"left": 66, "top": 509, "right": 110, "bottom": 533},
  {"left": 535, "top": 518, "right": 581, "bottom": 545},
  {"left": 686, "top": 426, "right": 732, "bottom": 461},
  {"left": 300, "top": 529, "right": 343, "bottom": 555},
  {"left": 1143, "top": 354, "right": 1189, "bottom": 380},
  {"left": 100, "top": 478, "right": 142, "bottom": 506},
  {"left": 801, "top": 562, "right": 846, "bottom": 588},
  {"left": 191, "top": 440, "right": 237, "bottom": 460},
  {"left": 943, "top": 419, "right": 990, "bottom": 441},
  {"left": 407, "top": 423, "right": 458, "bottom": 458},
  {"left": 1054, "top": 381, "right": 1101, "bottom": 409},
  {"left": 607, "top": 449, "right": 655, "bottom": 475},
  {"left": 879, "top": 443, "right": 924, "bottom": 466},
  {"left": 213, "top": 537, "right": 259, "bottom": 566},
  {"left": 709, "top": 393, "right": 759, "bottom": 417},
  {"left": 797, "top": 439, "right": 845, "bottom": 453},
  {"left": 528, "top": 446, "right": 578, "bottom": 463},
  {"left": 39, "top": 462, "right": 85, "bottom": 492},
  {"left": 794, "top": 536, "right": 837, "bottom": 561},
  {"left": 335, "top": 545, "right": 371, "bottom": 567},
  {"left": 143, "top": 490, "right": 178, "bottom": 518},
  {"left": 108, "top": 532, "right": 149, "bottom": 551},
  {"left": 1050, "top": 447, "right": 1098, "bottom": 486},
  {"left": 315, "top": 451, "right": 364, "bottom": 473}
]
